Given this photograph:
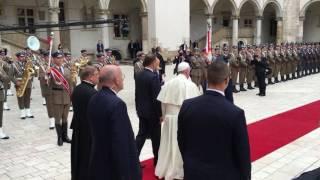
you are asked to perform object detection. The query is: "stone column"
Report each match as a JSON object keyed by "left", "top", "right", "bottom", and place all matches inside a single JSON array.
[
  {"left": 256, "top": 16, "right": 262, "bottom": 45},
  {"left": 232, "top": 16, "right": 239, "bottom": 46},
  {"left": 298, "top": 16, "right": 305, "bottom": 42},
  {"left": 276, "top": 17, "right": 283, "bottom": 45},
  {"left": 140, "top": 12, "right": 149, "bottom": 53},
  {"left": 206, "top": 14, "right": 213, "bottom": 45},
  {"left": 96, "top": 9, "right": 110, "bottom": 49},
  {"left": 48, "top": 7, "right": 61, "bottom": 51}
]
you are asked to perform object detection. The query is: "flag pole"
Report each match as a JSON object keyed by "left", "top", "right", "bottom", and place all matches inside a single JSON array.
[{"left": 48, "top": 32, "right": 54, "bottom": 69}]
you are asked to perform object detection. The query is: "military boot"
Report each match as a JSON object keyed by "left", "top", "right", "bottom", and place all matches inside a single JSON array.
[
  {"left": 232, "top": 86, "right": 240, "bottom": 93},
  {"left": 62, "top": 123, "right": 72, "bottom": 143},
  {"left": 240, "top": 84, "right": 247, "bottom": 91},
  {"left": 268, "top": 78, "right": 274, "bottom": 85},
  {"left": 247, "top": 83, "right": 254, "bottom": 90},
  {"left": 281, "top": 75, "right": 285, "bottom": 81},
  {"left": 55, "top": 124, "right": 63, "bottom": 146}
]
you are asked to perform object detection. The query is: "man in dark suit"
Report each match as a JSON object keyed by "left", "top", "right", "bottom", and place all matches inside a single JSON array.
[
  {"left": 88, "top": 65, "right": 141, "bottom": 180},
  {"left": 135, "top": 54, "right": 162, "bottom": 166},
  {"left": 215, "top": 48, "right": 234, "bottom": 103},
  {"left": 71, "top": 66, "right": 98, "bottom": 180},
  {"left": 155, "top": 47, "right": 166, "bottom": 83},
  {"left": 178, "top": 61, "right": 251, "bottom": 180},
  {"left": 96, "top": 40, "right": 104, "bottom": 53}
]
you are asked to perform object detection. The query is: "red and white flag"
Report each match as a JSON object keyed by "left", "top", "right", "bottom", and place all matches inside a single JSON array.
[
  {"left": 205, "top": 22, "right": 212, "bottom": 59},
  {"left": 50, "top": 67, "right": 71, "bottom": 96}
]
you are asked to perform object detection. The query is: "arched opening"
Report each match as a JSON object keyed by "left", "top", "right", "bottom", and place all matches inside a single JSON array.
[
  {"left": 190, "top": 0, "right": 208, "bottom": 50},
  {"left": 238, "top": 1, "right": 259, "bottom": 45},
  {"left": 303, "top": 1, "right": 320, "bottom": 42},
  {"left": 212, "top": 0, "right": 237, "bottom": 46},
  {"left": 261, "top": 3, "right": 279, "bottom": 44},
  {"left": 108, "top": 0, "right": 144, "bottom": 58}
]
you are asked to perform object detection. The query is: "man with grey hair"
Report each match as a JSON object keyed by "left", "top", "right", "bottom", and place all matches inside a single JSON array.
[
  {"left": 178, "top": 61, "right": 251, "bottom": 180},
  {"left": 88, "top": 65, "right": 141, "bottom": 180},
  {"left": 155, "top": 62, "right": 200, "bottom": 180}
]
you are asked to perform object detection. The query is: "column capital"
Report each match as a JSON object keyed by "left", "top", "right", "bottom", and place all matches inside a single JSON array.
[
  {"left": 299, "top": 16, "right": 305, "bottom": 21},
  {"left": 96, "top": 9, "right": 111, "bottom": 16},
  {"left": 256, "top": 16, "right": 263, "bottom": 20},
  {"left": 276, "top": 17, "right": 283, "bottom": 21},
  {"left": 48, "top": 7, "right": 60, "bottom": 14},
  {"left": 205, "top": 13, "right": 214, "bottom": 19},
  {"left": 231, "top": 15, "right": 240, "bottom": 20},
  {"left": 140, "top": 12, "right": 148, "bottom": 17}
]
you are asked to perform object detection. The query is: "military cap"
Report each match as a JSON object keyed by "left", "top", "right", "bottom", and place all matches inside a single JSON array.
[
  {"left": 52, "top": 51, "right": 64, "bottom": 58},
  {"left": 96, "top": 53, "right": 105, "bottom": 58},
  {"left": 16, "top": 52, "right": 25, "bottom": 57},
  {"left": 105, "top": 49, "right": 112, "bottom": 53},
  {"left": 64, "top": 52, "right": 71, "bottom": 57},
  {"left": 80, "top": 49, "right": 87, "bottom": 53}
]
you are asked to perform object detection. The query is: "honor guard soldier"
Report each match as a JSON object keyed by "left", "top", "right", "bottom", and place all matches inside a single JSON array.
[
  {"left": 274, "top": 45, "right": 281, "bottom": 83},
  {"left": 292, "top": 46, "right": 299, "bottom": 79},
  {"left": 77, "top": 49, "right": 90, "bottom": 75},
  {"left": 286, "top": 46, "right": 294, "bottom": 80},
  {"left": 229, "top": 46, "right": 240, "bottom": 93},
  {"left": 38, "top": 51, "right": 55, "bottom": 129},
  {"left": 279, "top": 46, "right": 288, "bottom": 81},
  {"left": 0, "top": 49, "right": 12, "bottom": 110},
  {"left": 48, "top": 52, "right": 72, "bottom": 146},
  {"left": 0, "top": 55, "right": 11, "bottom": 139},
  {"left": 10, "top": 52, "right": 35, "bottom": 119},
  {"left": 90, "top": 53, "right": 106, "bottom": 70},
  {"left": 246, "top": 47, "right": 255, "bottom": 90},
  {"left": 239, "top": 47, "right": 248, "bottom": 91},
  {"left": 267, "top": 45, "right": 275, "bottom": 84},
  {"left": 105, "top": 49, "right": 116, "bottom": 65}
]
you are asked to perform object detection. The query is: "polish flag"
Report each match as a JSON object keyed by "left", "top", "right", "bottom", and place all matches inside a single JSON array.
[{"left": 205, "top": 22, "right": 212, "bottom": 59}]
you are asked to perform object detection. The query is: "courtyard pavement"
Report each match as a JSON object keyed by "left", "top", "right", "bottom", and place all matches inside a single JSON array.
[{"left": 0, "top": 64, "right": 320, "bottom": 179}]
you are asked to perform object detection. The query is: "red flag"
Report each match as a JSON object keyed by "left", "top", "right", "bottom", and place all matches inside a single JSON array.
[
  {"left": 47, "top": 36, "right": 52, "bottom": 44},
  {"left": 205, "top": 23, "right": 212, "bottom": 54}
]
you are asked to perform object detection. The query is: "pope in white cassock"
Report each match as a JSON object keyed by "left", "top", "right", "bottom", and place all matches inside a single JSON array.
[{"left": 155, "top": 62, "right": 201, "bottom": 180}]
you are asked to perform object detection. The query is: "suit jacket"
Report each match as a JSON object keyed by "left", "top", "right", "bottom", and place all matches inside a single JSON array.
[
  {"left": 156, "top": 53, "right": 166, "bottom": 75},
  {"left": 96, "top": 43, "right": 104, "bottom": 53},
  {"left": 71, "top": 81, "right": 97, "bottom": 180},
  {"left": 88, "top": 87, "right": 141, "bottom": 180},
  {"left": 135, "top": 68, "right": 162, "bottom": 120},
  {"left": 178, "top": 90, "right": 251, "bottom": 180}
]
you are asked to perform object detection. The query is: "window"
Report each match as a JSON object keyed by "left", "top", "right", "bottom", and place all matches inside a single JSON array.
[
  {"left": 17, "top": 8, "right": 35, "bottom": 33},
  {"left": 244, "top": 19, "right": 252, "bottom": 27},
  {"left": 222, "top": 17, "right": 229, "bottom": 27},
  {"left": 38, "top": 11, "right": 45, "bottom": 21},
  {"left": 113, "top": 14, "right": 129, "bottom": 38}
]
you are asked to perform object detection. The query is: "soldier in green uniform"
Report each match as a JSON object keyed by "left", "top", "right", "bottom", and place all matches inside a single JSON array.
[
  {"left": 239, "top": 47, "right": 247, "bottom": 91},
  {"left": 10, "top": 52, "right": 35, "bottom": 119},
  {"left": 0, "top": 56, "right": 11, "bottom": 139},
  {"left": 267, "top": 45, "right": 275, "bottom": 84},
  {"left": 229, "top": 46, "right": 240, "bottom": 93},
  {"left": 286, "top": 46, "right": 294, "bottom": 80},
  {"left": 38, "top": 52, "right": 55, "bottom": 129},
  {"left": 279, "top": 46, "right": 288, "bottom": 81},
  {"left": 292, "top": 46, "right": 299, "bottom": 79},
  {"left": 246, "top": 48, "right": 255, "bottom": 90},
  {"left": 48, "top": 52, "right": 72, "bottom": 146},
  {"left": 274, "top": 46, "right": 281, "bottom": 83}
]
